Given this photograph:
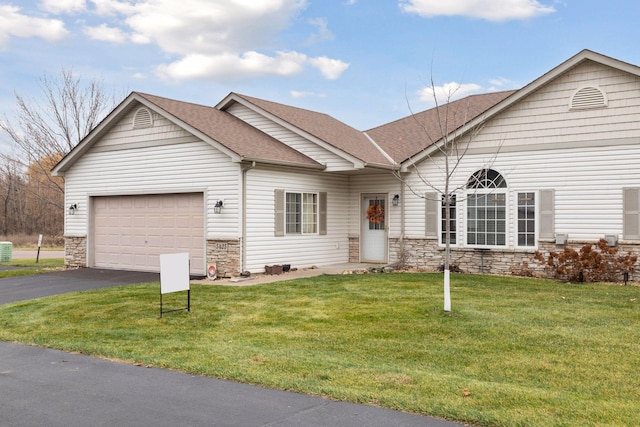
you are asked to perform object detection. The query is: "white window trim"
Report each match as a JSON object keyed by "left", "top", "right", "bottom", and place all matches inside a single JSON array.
[
  {"left": 285, "top": 191, "right": 319, "bottom": 236},
  {"left": 514, "top": 190, "right": 539, "bottom": 250},
  {"left": 464, "top": 189, "right": 509, "bottom": 249},
  {"left": 438, "top": 193, "right": 459, "bottom": 247}
]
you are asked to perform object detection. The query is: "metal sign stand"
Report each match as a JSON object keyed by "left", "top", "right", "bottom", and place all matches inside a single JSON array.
[{"left": 160, "top": 289, "right": 190, "bottom": 318}]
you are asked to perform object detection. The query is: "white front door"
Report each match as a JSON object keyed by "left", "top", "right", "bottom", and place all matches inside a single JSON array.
[{"left": 361, "top": 194, "right": 387, "bottom": 262}]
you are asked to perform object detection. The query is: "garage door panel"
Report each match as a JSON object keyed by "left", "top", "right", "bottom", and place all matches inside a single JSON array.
[{"left": 94, "top": 193, "right": 205, "bottom": 275}]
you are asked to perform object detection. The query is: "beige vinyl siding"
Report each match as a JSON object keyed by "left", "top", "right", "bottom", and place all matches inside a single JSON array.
[
  {"left": 406, "top": 137, "right": 640, "bottom": 246},
  {"left": 470, "top": 61, "right": 640, "bottom": 151},
  {"left": 244, "top": 166, "right": 349, "bottom": 271},
  {"left": 226, "top": 103, "right": 355, "bottom": 171},
  {"left": 403, "top": 61, "right": 640, "bottom": 246},
  {"left": 64, "top": 109, "right": 240, "bottom": 242}
]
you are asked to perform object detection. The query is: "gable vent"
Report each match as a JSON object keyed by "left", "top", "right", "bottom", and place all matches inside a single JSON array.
[
  {"left": 132, "top": 107, "right": 153, "bottom": 129},
  {"left": 570, "top": 86, "right": 608, "bottom": 110}
]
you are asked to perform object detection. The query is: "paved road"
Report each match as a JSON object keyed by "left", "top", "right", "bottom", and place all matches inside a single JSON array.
[{"left": 0, "top": 269, "right": 466, "bottom": 427}]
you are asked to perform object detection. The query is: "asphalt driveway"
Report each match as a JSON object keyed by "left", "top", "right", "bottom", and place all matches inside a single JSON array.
[
  {"left": 0, "top": 268, "right": 466, "bottom": 427},
  {"left": 0, "top": 268, "right": 159, "bottom": 304}
]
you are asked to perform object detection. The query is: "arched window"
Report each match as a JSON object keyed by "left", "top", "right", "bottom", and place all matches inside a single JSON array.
[
  {"left": 466, "top": 169, "right": 507, "bottom": 247},
  {"left": 466, "top": 168, "right": 506, "bottom": 189}
]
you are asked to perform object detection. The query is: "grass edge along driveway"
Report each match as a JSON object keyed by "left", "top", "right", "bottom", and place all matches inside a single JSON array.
[{"left": 0, "top": 272, "right": 638, "bottom": 427}]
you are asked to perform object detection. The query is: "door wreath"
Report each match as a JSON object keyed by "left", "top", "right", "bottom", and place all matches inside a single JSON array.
[{"left": 366, "top": 203, "right": 384, "bottom": 224}]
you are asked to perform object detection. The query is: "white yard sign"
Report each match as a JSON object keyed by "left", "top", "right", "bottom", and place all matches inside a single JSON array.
[
  {"left": 160, "top": 252, "right": 190, "bottom": 294},
  {"left": 159, "top": 252, "right": 191, "bottom": 317}
]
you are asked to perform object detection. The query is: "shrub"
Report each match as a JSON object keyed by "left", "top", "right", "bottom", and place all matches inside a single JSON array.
[{"left": 533, "top": 238, "right": 637, "bottom": 283}]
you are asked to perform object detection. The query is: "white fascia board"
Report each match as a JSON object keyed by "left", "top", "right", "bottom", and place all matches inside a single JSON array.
[
  {"left": 53, "top": 93, "right": 242, "bottom": 176},
  {"left": 219, "top": 93, "right": 366, "bottom": 169},
  {"left": 52, "top": 92, "right": 138, "bottom": 175},
  {"left": 399, "top": 49, "right": 640, "bottom": 172},
  {"left": 134, "top": 95, "right": 242, "bottom": 163}
]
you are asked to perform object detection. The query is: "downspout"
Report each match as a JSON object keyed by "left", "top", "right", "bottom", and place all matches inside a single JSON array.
[
  {"left": 241, "top": 161, "right": 256, "bottom": 272},
  {"left": 399, "top": 172, "right": 407, "bottom": 266}
]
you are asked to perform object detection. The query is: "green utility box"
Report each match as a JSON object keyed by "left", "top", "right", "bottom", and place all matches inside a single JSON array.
[{"left": 0, "top": 241, "right": 13, "bottom": 262}]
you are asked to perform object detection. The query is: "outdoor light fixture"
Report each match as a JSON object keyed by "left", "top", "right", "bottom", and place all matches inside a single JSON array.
[
  {"left": 68, "top": 203, "right": 78, "bottom": 215},
  {"left": 392, "top": 194, "right": 400, "bottom": 207},
  {"left": 214, "top": 200, "right": 224, "bottom": 214}
]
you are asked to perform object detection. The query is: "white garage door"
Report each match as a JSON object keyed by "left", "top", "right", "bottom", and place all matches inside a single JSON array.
[{"left": 93, "top": 193, "right": 205, "bottom": 275}]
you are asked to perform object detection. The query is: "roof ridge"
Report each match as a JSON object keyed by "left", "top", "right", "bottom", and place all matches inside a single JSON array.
[
  {"left": 135, "top": 91, "right": 216, "bottom": 110},
  {"left": 365, "top": 89, "right": 518, "bottom": 132},
  {"left": 233, "top": 92, "right": 342, "bottom": 121}
]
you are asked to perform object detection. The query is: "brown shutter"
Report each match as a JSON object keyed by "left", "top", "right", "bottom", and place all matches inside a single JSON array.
[
  {"left": 539, "top": 189, "right": 555, "bottom": 239},
  {"left": 318, "top": 192, "right": 327, "bottom": 235},
  {"left": 274, "top": 189, "right": 285, "bottom": 237},
  {"left": 425, "top": 192, "right": 438, "bottom": 238},
  {"left": 623, "top": 188, "right": 640, "bottom": 240}
]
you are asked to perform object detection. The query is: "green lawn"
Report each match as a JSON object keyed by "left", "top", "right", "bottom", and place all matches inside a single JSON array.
[
  {"left": 0, "top": 258, "right": 64, "bottom": 278},
  {"left": 0, "top": 273, "right": 638, "bottom": 426}
]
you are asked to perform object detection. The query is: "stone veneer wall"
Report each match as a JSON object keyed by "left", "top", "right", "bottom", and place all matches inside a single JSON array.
[
  {"left": 388, "top": 238, "right": 640, "bottom": 276},
  {"left": 207, "top": 238, "right": 241, "bottom": 278},
  {"left": 348, "top": 236, "right": 360, "bottom": 263},
  {"left": 64, "top": 236, "right": 87, "bottom": 268}
]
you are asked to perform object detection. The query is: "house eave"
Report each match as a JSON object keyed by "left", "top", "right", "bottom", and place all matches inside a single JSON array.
[{"left": 238, "top": 157, "right": 326, "bottom": 170}]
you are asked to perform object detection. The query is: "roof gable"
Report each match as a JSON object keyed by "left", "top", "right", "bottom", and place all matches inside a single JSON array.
[
  {"left": 218, "top": 93, "right": 396, "bottom": 168},
  {"left": 53, "top": 92, "right": 322, "bottom": 175},
  {"left": 386, "top": 49, "right": 640, "bottom": 169},
  {"left": 365, "top": 90, "right": 515, "bottom": 164}
]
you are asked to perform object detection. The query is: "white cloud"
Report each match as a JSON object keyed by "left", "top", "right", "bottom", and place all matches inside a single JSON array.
[
  {"left": 291, "top": 90, "right": 326, "bottom": 98},
  {"left": 488, "top": 77, "right": 519, "bottom": 90},
  {"left": 157, "top": 51, "right": 308, "bottom": 81},
  {"left": 41, "top": 0, "right": 87, "bottom": 14},
  {"left": 306, "top": 17, "right": 335, "bottom": 44},
  {"left": 400, "top": 0, "right": 555, "bottom": 21},
  {"left": 418, "top": 82, "right": 483, "bottom": 105},
  {"left": 84, "top": 23, "right": 127, "bottom": 43},
  {"left": 308, "top": 56, "right": 349, "bottom": 80},
  {"left": 0, "top": 5, "right": 68, "bottom": 47},
  {"left": 81, "top": 0, "right": 348, "bottom": 82},
  {"left": 121, "top": 0, "right": 306, "bottom": 56}
]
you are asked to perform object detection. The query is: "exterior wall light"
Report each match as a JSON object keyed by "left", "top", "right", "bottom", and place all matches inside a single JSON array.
[
  {"left": 392, "top": 194, "right": 400, "bottom": 207},
  {"left": 68, "top": 203, "right": 78, "bottom": 215},
  {"left": 214, "top": 200, "right": 224, "bottom": 214}
]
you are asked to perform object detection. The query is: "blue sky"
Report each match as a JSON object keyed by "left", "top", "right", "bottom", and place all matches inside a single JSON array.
[{"left": 1, "top": 0, "right": 639, "bottom": 153}]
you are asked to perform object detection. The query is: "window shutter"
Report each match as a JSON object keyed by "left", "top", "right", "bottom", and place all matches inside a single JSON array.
[
  {"left": 274, "top": 189, "right": 285, "bottom": 237},
  {"left": 539, "top": 189, "right": 555, "bottom": 239},
  {"left": 425, "top": 192, "right": 438, "bottom": 238},
  {"left": 623, "top": 188, "right": 640, "bottom": 240},
  {"left": 319, "top": 192, "right": 327, "bottom": 235}
]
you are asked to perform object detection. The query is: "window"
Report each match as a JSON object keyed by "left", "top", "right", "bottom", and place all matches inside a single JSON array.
[
  {"left": 441, "top": 194, "right": 456, "bottom": 245},
  {"left": 623, "top": 188, "right": 640, "bottom": 240},
  {"left": 517, "top": 192, "right": 536, "bottom": 247},
  {"left": 367, "top": 199, "right": 385, "bottom": 231},
  {"left": 286, "top": 192, "right": 317, "bottom": 234},
  {"left": 466, "top": 169, "right": 507, "bottom": 247}
]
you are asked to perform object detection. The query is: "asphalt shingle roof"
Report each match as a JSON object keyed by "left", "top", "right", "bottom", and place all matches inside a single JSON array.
[
  {"left": 232, "top": 93, "right": 395, "bottom": 167},
  {"left": 365, "top": 90, "right": 516, "bottom": 163},
  {"left": 137, "top": 92, "right": 322, "bottom": 168}
]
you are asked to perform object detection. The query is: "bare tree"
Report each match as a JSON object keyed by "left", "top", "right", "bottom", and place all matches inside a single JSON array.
[
  {"left": 395, "top": 80, "right": 503, "bottom": 312},
  {"left": 1, "top": 68, "right": 119, "bottom": 207}
]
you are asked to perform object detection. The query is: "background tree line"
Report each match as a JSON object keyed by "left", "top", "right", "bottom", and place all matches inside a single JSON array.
[{"left": 0, "top": 69, "right": 119, "bottom": 240}]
